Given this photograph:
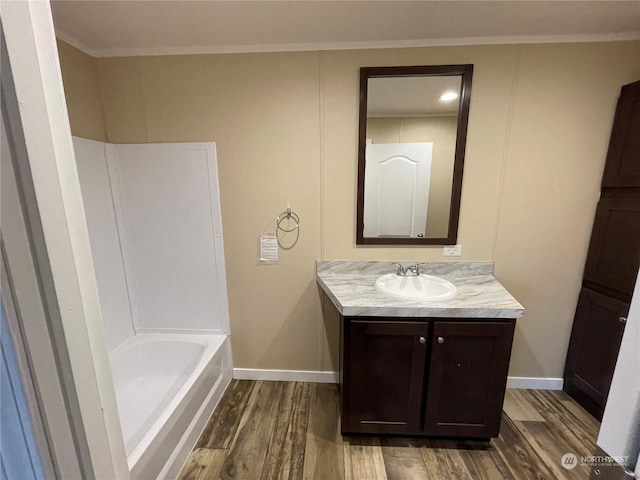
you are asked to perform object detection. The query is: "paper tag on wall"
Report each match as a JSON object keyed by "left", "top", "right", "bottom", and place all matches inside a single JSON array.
[{"left": 259, "top": 232, "right": 278, "bottom": 264}]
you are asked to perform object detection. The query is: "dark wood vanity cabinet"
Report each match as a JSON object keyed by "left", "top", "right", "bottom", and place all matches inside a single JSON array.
[
  {"left": 342, "top": 320, "right": 430, "bottom": 435},
  {"left": 423, "top": 321, "right": 515, "bottom": 438},
  {"left": 340, "top": 316, "right": 516, "bottom": 439}
]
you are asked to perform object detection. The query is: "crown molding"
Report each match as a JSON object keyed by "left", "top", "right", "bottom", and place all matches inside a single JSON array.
[
  {"left": 55, "top": 30, "right": 101, "bottom": 58},
  {"left": 55, "top": 30, "right": 640, "bottom": 58}
]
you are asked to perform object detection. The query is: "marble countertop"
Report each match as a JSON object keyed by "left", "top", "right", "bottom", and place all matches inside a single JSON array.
[{"left": 316, "top": 261, "right": 524, "bottom": 318}]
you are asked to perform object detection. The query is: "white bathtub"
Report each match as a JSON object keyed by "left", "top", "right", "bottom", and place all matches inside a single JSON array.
[{"left": 109, "top": 333, "right": 231, "bottom": 479}]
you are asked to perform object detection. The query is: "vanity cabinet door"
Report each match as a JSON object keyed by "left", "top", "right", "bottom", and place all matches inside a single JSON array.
[
  {"left": 342, "top": 319, "right": 430, "bottom": 435},
  {"left": 424, "top": 321, "right": 515, "bottom": 438}
]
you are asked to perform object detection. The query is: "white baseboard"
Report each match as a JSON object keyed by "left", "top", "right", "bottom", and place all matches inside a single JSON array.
[
  {"left": 233, "top": 368, "right": 338, "bottom": 384},
  {"left": 507, "top": 376, "right": 564, "bottom": 390},
  {"left": 233, "top": 369, "right": 564, "bottom": 391}
]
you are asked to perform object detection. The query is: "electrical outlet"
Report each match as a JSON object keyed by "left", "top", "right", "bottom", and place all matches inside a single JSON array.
[{"left": 444, "top": 245, "right": 462, "bottom": 256}]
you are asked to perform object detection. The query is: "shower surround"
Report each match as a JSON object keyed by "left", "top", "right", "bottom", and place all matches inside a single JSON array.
[{"left": 74, "top": 137, "right": 232, "bottom": 479}]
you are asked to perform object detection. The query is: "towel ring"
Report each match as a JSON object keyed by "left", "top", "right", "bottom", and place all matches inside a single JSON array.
[{"left": 276, "top": 208, "right": 300, "bottom": 233}]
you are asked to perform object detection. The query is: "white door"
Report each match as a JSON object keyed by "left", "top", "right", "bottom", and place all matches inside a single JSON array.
[
  {"left": 363, "top": 142, "right": 432, "bottom": 237},
  {"left": 598, "top": 273, "right": 640, "bottom": 471}
]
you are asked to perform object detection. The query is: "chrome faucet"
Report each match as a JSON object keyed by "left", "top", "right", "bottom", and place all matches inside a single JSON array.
[
  {"left": 393, "top": 263, "right": 426, "bottom": 276},
  {"left": 407, "top": 263, "right": 426, "bottom": 276},
  {"left": 392, "top": 263, "right": 407, "bottom": 276}
]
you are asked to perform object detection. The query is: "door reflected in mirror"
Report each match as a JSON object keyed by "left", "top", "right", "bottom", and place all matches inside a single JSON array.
[{"left": 356, "top": 65, "right": 473, "bottom": 245}]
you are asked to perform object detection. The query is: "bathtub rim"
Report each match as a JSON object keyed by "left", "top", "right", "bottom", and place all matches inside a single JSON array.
[
  {"left": 108, "top": 332, "right": 228, "bottom": 472},
  {"left": 109, "top": 335, "right": 209, "bottom": 456},
  {"left": 156, "top": 349, "right": 231, "bottom": 480}
]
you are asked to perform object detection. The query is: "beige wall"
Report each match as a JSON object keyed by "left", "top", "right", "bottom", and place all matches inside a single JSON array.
[
  {"left": 493, "top": 42, "right": 640, "bottom": 378},
  {"left": 58, "top": 40, "right": 640, "bottom": 379},
  {"left": 56, "top": 39, "right": 106, "bottom": 142},
  {"left": 103, "top": 51, "right": 325, "bottom": 372},
  {"left": 367, "top": 115, "right": 457, "bottom": 237}
]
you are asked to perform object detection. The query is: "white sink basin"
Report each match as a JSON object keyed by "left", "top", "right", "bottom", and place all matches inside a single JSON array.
[{"left": 375, "top": 274, "right": 457, "bottom": 301}]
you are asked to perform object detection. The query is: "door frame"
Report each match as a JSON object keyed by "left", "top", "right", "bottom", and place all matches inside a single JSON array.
[{"left": 1, "top": 2, "right": 129, "bottom": 478}]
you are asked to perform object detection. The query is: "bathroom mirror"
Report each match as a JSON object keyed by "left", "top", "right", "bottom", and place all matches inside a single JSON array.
[{"left": 356, "top": 65, "right": 473, "bottom": 245}]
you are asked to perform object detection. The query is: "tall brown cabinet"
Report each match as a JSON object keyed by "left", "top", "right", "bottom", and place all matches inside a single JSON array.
[{"left": 563, "top": 80, "right": 640, "bottom": 419}]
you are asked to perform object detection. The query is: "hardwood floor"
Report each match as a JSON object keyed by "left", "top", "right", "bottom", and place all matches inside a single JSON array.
[{"left": 178, "top": 380, "right": 600, "bottom": 480}]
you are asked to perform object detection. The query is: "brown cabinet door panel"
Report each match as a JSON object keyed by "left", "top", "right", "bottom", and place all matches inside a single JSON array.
[
  {"left": 342, "top": 319, "right": 430, "bottom": 435},
  {"left": 564, "top": 80, "right": 639, "bottom": 419},
  {"left": 602, "top": 81, "right": 640, "bottom": 188},
  {"left": 424, "top": 321, "right": 515, "bottom": 438},
  {"left": 583, "top": 196, "right": 640, "bottom": 299},
  {"left": 564, "top": 288, "right": 628, "bottom": 408}
]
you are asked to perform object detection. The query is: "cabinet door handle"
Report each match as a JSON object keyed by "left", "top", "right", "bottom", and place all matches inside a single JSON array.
[
  {"left": 619, "top": 316, "right": 627, "bottom": 324},
  {"left": 418, "top": 336, "right": 426, "bottom": 344},
  {"left": 437, "top": 336, "right": 445, "bottom": 344}
]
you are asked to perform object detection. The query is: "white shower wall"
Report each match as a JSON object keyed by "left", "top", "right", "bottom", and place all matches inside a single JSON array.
[
  {"left": 74, "top": 138, "right": 230, "bottom": 349},
  {"left": 74, "top": 138, "right": 134, "bottom": 348}
]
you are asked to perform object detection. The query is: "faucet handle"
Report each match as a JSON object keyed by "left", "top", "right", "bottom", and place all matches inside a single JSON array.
[
  {"left": 392, "top": 263, "right": 406, "bottom": 276},
  {"left": 409, "top": 262, "right": 427, "bottom": 276}
]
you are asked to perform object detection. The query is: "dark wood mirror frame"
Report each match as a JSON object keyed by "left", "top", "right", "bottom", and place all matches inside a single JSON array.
[{"left": 356, "top": 64, "right": 474, "bottom": 245}]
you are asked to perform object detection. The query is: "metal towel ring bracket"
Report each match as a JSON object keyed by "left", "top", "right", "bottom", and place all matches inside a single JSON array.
[{"left": 276, "top": 208, "right": 300, "bottom": 233}]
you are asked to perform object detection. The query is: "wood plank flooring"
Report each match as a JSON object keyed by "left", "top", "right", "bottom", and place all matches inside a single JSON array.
[{"left": 178, "top": 381, "right": 600, "bottom": 480}]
